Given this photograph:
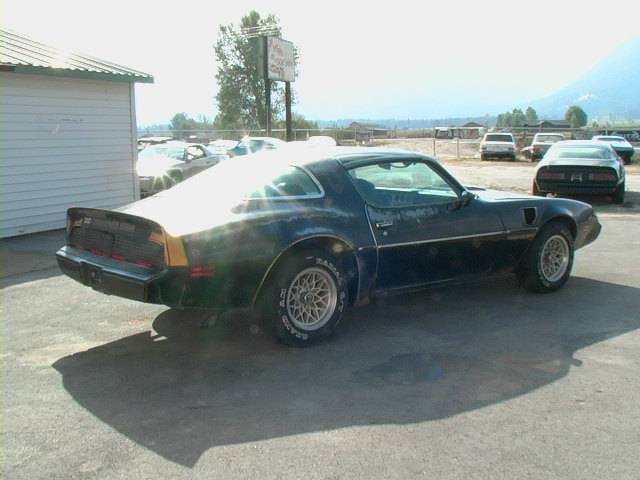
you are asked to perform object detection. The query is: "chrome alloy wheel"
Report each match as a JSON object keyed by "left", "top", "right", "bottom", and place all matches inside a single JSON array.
[
  {"left": 539, "top": 234, "right": 570, "bottom": 283},
  {"left": 286, "top": 267, "right": 338, "bottom": 331}
]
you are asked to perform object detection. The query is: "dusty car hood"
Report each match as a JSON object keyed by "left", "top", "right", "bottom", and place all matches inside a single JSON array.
[{"left": 136, "top": 156, "right": 182, "bottom": 177}]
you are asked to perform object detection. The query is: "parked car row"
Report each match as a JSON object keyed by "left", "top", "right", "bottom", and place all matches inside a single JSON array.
[{"left": 480, "top": 131, "right": 636, "bottom": 166}]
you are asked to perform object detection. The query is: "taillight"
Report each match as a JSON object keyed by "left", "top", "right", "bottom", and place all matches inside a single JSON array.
[
  {"left": 589, "top": 172, "right": 616, "bottom": 181},
  {"left": 135, "top": 260, "right": 154, "bottom": 268},
  {"left": 538, "top": 171, "right": 565, "bottom": 180},
  {"left": 190, "top": 266, "right": 215, "bottom": 278}
]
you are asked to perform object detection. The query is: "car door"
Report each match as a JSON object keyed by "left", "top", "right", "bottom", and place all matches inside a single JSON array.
[
  {"left": 347, "top": 159, "right": 507, "bottom": 290},
  {"left": 184, "top": 145, "right": 215, "bottom": 176}
]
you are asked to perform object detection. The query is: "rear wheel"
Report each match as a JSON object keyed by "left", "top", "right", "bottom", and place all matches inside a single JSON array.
[
  {"left": 612, "top": 181, "right": 625, "bottom": 204},
  {"left": 518, "top": 221, "right": 574, "bottom": 293},
  {"left": 260, "top": 251, "right": 348, "bottom": 346}
]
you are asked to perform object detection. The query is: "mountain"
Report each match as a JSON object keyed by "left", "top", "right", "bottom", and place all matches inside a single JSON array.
[{"left": 529, "top": 37, "right": 640, "bottom": 120}]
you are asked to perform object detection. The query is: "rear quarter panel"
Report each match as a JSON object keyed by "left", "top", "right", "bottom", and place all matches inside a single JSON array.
[{"left": 182, "top": 159, "right": 376, "bottom": 308}]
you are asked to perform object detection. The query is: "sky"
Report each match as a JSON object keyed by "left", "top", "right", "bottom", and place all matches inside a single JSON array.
[{"left": 4, "top": 0, "right": 640, "bottom": 125}]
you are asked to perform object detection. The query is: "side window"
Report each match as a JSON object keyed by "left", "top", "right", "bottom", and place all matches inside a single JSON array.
[
  {"left": 186, "top": 145, "right": 206, "bottom": 160},
  {"left": 348, "top": 161, "right": 459, "bottom": 208},
  {"left": 248, "top": 166, "right": 322, "bottom": 199}
]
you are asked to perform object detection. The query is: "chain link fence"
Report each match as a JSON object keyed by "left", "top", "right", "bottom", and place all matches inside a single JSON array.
[{"left": 139, "top": 125, "right": 640, "bottom": 160}]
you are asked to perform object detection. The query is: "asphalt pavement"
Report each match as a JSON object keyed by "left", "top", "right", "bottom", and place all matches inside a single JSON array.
[{"left": 2, "top": 215, "right": 640, "bottom": 480}]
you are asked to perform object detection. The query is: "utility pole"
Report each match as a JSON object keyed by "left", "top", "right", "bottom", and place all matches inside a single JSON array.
[{"left": 263, "top": 36, "right": 271, "bottom": 136}]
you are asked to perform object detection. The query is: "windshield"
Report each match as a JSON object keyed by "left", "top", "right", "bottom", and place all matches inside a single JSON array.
[
  {"left": 139, "top": 147, "right": 185, "bottom": 161},
  {"left": 548, "top": 146, "right": 612, "bottom": 160},
  {"left": 485, "top": 134, "right": 513, "bottom": 142}
]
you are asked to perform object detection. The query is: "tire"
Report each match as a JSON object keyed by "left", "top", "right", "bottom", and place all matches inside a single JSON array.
[
  {"left": 260, "top": 250, "right": 348, "bottom": 346},
  {"left": 167, "top": 170, "right": 183, "bottom": 187},
  {"left": 518, "top": 221, "right": 574, "bottom": 293},
  {"left": 612, "top": 181, "right": 625, "bottom": 204},
  {"left": 480, "top": 153, "right": 487, "bottom": 161},
  {"left": 532, "top": 181, "right": 544, "bottom": 197}
]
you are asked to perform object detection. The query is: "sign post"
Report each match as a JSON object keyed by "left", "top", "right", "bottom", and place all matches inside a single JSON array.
[
  {"left": 264, "top": 37, "right": 295, "bottom": 141},
  {"left": 262, "top": 38, "right": 271, "bottom": 136}
]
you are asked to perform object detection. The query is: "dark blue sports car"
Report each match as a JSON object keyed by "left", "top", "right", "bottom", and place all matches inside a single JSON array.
[{"left": 57, "top": 146, "right": 601, "bottom": 345}]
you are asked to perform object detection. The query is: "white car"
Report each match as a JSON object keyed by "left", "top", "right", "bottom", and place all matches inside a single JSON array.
[
  {"left": 480, "top": 132, "right": 516, "bottom": 161},
  {"left": 592, "top": 135, "right": 635, "bottom": 164},
  {"left": 137, "top": 142, "right": 228, "bottom": 196}
]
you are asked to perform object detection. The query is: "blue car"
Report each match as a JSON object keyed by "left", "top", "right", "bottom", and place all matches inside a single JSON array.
[{"left": 57, "top": 146, "right": 601, "bottom": 346}]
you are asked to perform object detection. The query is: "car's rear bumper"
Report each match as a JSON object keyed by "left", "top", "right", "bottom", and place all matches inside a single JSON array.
[
  {"left": 56, "top": 246, "right": 242, "bottom": 309},
  {"left": 535, "top": 182, "right": 619, "bottom": 195},
  {"left": 56, "top": 246, "right": 165, "bottom": 302},
  {"left": 481, "top": 151, "right": 515, "bottom": 158}
]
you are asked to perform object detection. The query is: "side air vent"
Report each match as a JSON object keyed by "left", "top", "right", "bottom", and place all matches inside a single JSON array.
[{"left": 523, "top": 207, "right": 537, "bottom": 226}]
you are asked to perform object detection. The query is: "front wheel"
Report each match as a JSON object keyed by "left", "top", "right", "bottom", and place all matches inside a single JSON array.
[
  {"left": 261, "top": 251, "right": 348, "bottom": 346},
  {"left": 518, "top": 221, "right": 574, "bottom": 293}
]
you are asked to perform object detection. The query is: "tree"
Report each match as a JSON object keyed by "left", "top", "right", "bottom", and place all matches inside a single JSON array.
[
  {"left": 273, "top": 113, "right": 318, "bottom": 130},
  {"left": 169, "top": 113, "right": 213, "bottom": 138},
  {"left": 214, "top": 11, "right": 295, "bottom": 130},
  {"left": 565, "top": 105, "right": 588, "bottom": 128},
  {"left": 510, "top": 108, "right": 526, "bottom": 127},
  {"left": 525, "top": 106, "right": 538, "bottom": 124}
]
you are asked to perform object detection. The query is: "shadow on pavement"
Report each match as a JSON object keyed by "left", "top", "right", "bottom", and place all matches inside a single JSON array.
[
  {"left": 53, "top": 277, "right": 640, "bottom": 467},
  {"left": 552, "top": 190, "right": 640, "bottom": 215}
]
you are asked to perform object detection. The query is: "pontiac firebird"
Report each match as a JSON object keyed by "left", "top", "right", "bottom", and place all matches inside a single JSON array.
[{"left": 56, "top": 146, "right": 601, "bottom": 346}]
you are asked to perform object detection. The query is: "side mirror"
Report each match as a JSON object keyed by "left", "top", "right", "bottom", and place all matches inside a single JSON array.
[{"left": 459, "top": 190, "right": 475, "bottom": 208}]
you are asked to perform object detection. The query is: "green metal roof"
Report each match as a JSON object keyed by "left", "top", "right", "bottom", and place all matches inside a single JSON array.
[{"left": 0, "top": 29, "right": 154, "bottom": 83}]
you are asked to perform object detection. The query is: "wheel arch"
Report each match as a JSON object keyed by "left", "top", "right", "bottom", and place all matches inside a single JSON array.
[
  {"left": 541, "top": 215, "right": 577, "bottom": 240},
  {"left": 252, "top": 235, "right": 361, "bottom": 308}
]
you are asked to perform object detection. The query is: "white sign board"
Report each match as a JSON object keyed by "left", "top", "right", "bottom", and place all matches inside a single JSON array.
[{"left": 267, "top": 37, "right": 295, "bottom": 82}]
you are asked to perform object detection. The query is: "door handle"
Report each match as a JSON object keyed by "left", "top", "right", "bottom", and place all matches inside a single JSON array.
[{"left": 375, "top": 220, "right": 393, "bottom": 229}]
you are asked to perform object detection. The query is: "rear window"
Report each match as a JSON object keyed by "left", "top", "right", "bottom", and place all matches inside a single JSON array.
[
  {"left": 164, "top": 158, "right": 323, "bottom": 202},
  {"left": 248, "top": 166, "right": 322, "bottom": 198},
  {"left": 549, "top": 147, "right": 612, "bottom": 160},
  {"left": 485, "top": 134, "right": 513, "bottom": 142}
]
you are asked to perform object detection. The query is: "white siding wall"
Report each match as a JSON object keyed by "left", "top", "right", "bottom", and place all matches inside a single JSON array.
[{"left": 0, "top": 73, "right": 138, "bottom": 238}]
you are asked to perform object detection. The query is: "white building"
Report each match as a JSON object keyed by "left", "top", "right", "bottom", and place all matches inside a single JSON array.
[{"left": 0, "top": 29, "right": 153, "bottom": 238}]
